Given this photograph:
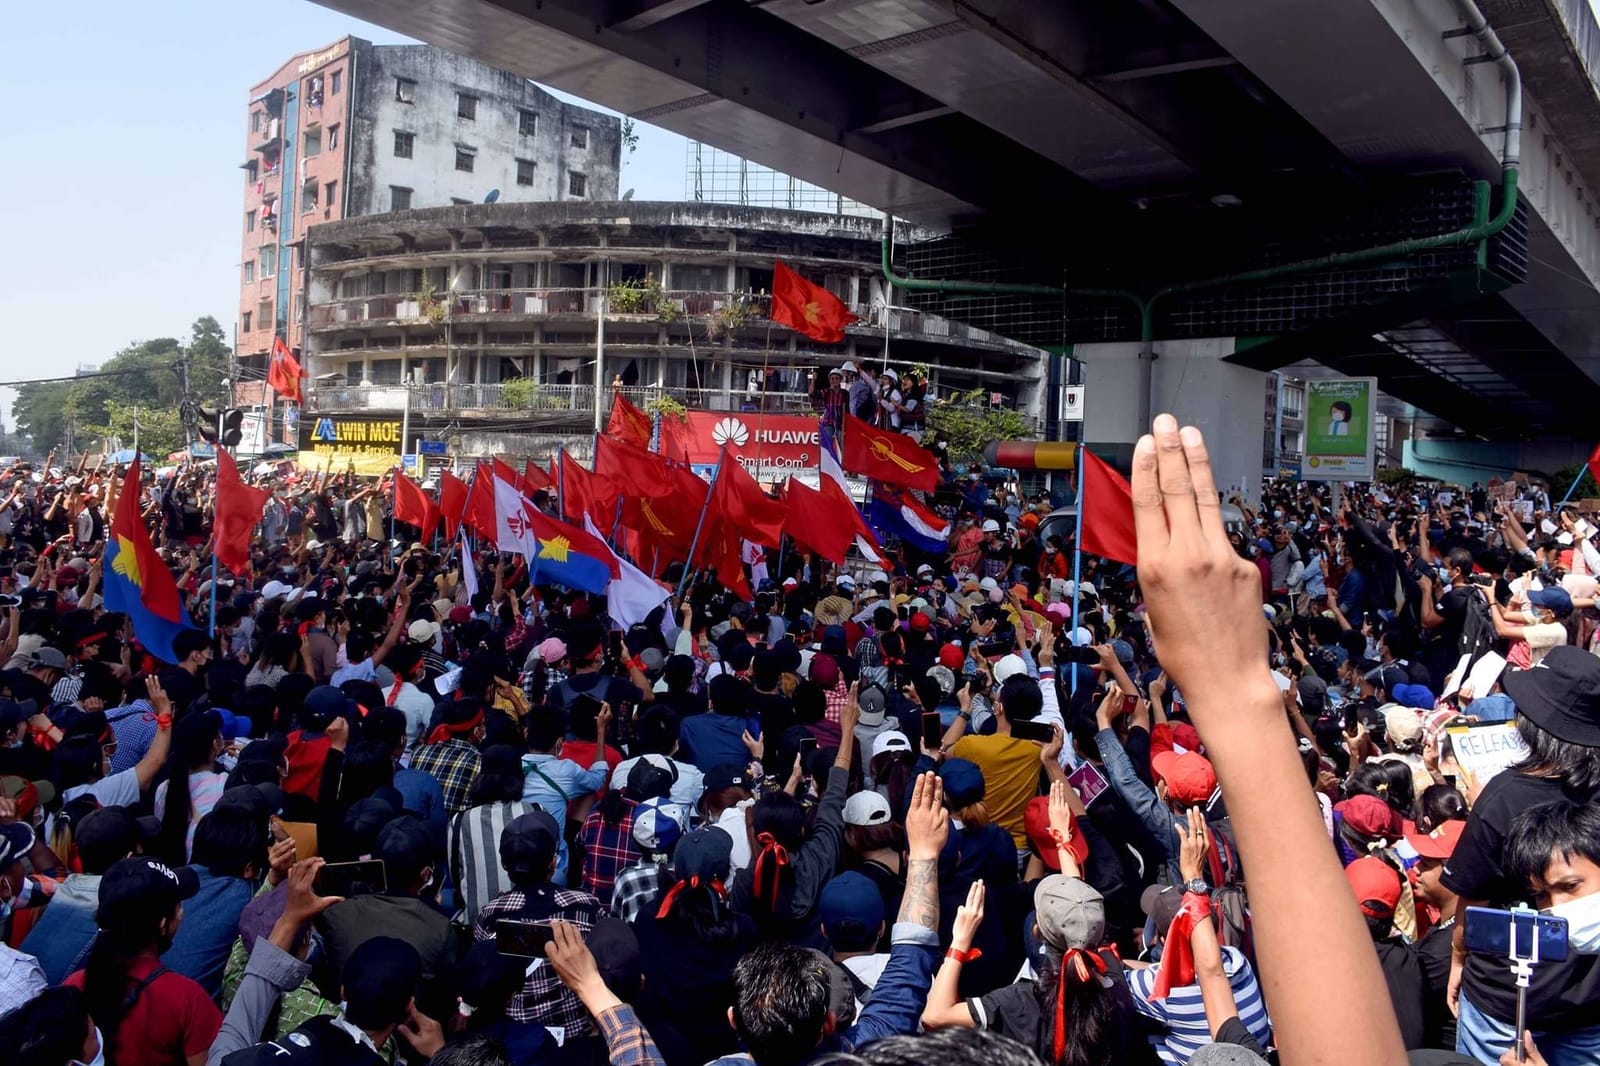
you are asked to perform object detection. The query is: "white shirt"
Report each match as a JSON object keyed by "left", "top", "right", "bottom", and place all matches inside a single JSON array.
[
  {"left": 609, "top": 756, "right": 705, "bottom": 808},
  {"left": 712, "top": 804, "right": 753, "bottom": 874}
]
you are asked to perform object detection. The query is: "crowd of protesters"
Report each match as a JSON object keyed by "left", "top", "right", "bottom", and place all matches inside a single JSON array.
[{"left": 0, "top": 415, "right": 1597, "bottom": 1066}]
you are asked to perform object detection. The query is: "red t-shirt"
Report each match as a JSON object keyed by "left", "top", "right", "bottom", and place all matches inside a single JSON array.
[
  {"left": 65, "top": 955, "right": 221, "bottom": 1066},
  {"left": 283, "top": 730, "right": 333, "bottom": 801},
  {"left": 561, "top": 740, "right": 624, "bottom": 798}
]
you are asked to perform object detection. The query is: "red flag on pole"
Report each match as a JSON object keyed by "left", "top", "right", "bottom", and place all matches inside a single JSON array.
[
  {"left": 839, "top": 412, "right": 939, "bottom": 493},
  {"left": 705, "top": 453, "right": 788, "bottom": 548},
  {"left": 214, "top": 449, "right": 270, "bottom": 576},
  {"left": 523, "top": 460, "right": 553, "bottom": 494},
  {"left": 771, "top": 261, "right": 858, "bottom": 343},
  {"left": 606, "top": 392, "right": 653, "bottom": 448},
  {"left": 267, "top": 337, "right": 304, "bottom": 405},
  {"left": 1587, "top": 441, "right": 1600, "bottom": 488},
  {"left": 622, "top": 463, "right": 707, "bottom": 563},
  {"left": 1079, "top": 448, "right": 1138, "bottom": 566},
  {"left": 439, "top": 470, "right": 468, "bottom": 542},
  {"left": 464, "top": 462, "right": 498, "bottom": 544},
  {"left": 782, "top": 479, "right": 855, "bottom": 564},
  {"left": 393, "top": 471, "right": 440, "bottom": 541},
  {"left": 595, "top": 435, "right": 670, "bottom": 499}
]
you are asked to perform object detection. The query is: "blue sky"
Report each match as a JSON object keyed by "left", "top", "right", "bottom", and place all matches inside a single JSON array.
[{"left": 0, "top": 0, "right": 687, "bottom": 427}]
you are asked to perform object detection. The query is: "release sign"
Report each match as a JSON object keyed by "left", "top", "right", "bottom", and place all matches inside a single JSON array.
[{"left": 1301, "top": 378, "right": 1377, "bottom": 482}]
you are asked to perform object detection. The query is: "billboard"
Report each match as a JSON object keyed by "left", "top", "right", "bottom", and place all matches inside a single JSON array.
[
  {"left": 298, "top": 414, "right": 402, "bottom": 476},
  {"left": 677, "top": 412, "right": 821, "bottom": 483},
  {"left": 1302, "top": 377, "right": 1377, "bottom": 482}
]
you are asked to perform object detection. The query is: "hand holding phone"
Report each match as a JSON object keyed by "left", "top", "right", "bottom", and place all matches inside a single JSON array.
[{"left": 496, "top": 918, "right": 557, "bottom": 958}]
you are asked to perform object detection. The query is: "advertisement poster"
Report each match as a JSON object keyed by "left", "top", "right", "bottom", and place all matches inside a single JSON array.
[
  {"left": 298, "top": 415, "right": 403, "bottom": 476},
  {"left": 678, "top": 412, "right": 822, "bottom": 484},
  {"left": 1302, "top": 377, "right": 1377, "bottom": 482}
]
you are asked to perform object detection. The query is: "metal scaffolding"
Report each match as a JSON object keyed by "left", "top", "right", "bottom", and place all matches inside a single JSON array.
[{"left": 684, "top": 140, "right": 882, "bottom": 219}]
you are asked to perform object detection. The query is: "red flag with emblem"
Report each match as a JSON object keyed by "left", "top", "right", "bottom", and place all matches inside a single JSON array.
[
  {"left": 840, "top": 412, "right": 939, "bottom": 493},
  {"left": 267, "top": 336, "right": 304, "bottom": 405},
  {"left": 771, "top": 261, "right": 857, "bottom": 343},
  {"left": 703, "top": 451, "right": 788, "bottom": 548},
  {"left": 782, "top": 478, "right": 855, "bottom": 564},
  {"left": 606, "top": 392, "right": 653, "bottom": 449}
]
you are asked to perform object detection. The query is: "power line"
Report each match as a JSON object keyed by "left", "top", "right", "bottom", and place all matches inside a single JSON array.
[{"left": 0, "top": 367, "right": 173, "bottom": 389}]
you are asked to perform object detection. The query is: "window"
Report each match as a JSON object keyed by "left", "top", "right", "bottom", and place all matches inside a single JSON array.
[
  {"left": 303, "top": 128, "right": 321, "bottom": 157},
  {"left": 243, "top": 261, "right": 255, "bottom": 284},
  {"left": 324, "top": 180, "right": 337, "bottom": 211},
  {"left": 369, "top": 359, "right": 403, "bottom": 385},
  {"left": 302, "top": 181, "right": 318, "bottom": 212},
  {"left": 457, "top": 93, "right": 477, "bottom": 120},
  {"left": 245, "top": 160, "right": 259, "bottom": 183},
  {"left": 393, "top": 130, "right": 414, "bottom": 158},
  {"left": 251, "top": 110, "right": 263, "bottom": 133},
  {"left": 260, "top": 247, "right": 277, "bottom": 278},
  {"left": 390, "top": 186, "right": 412, "bottom": 211},
  {"left": 568, "top": 172, "right": 587, "bottom": 197},
  {"left": 519, "top": 109, "right": 537, "bottom": 136},
  {"left": 569, "top": 127, "right": 589, "bottom": 149},
  {"left": 327, "top": 124, "right": 339, "bottom": 150},
  {"left": 331, "top": 69, "right": 342, "bottom": 95},
  {"left": 516, "top": 159, "right": 535, "bottom": 186},
  {"left": 396, "top": 77, "right": 416, "bottom": 103},
  {"left": 242, "top": 311, "right": 252, "bottom": 333},
  {"left": 245, "top": 209, "right": 256, "bottom": 233},
  {"left": 455, "top": 145, "right": 476, "bottom": 172}
]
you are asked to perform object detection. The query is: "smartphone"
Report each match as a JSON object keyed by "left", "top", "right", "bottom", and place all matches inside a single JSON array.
[
  {"left": 1463, "top": 906, "right": 1568, "bottom": 962},
  {"left": 1060, "top": 645, "right": 1101, "bottom": 665},
  {"left": 573, "top": 693, "right": 605, "bottom": 723},
  {"left": 314, "top": 859, "right": 386, "bottom": 898},
  {"left": 797, "top": 736, "right": 817, "bottom": 762},
  {"left": 496, "top": 918, "right": 556, "bottom": 959},
  {"left": 1068, "top": 761, "right": 1110, "bottom": 806},
  {"left": 921, "top": 711, "right": 943, "bottom": 751},
  {"left": 1010, "top": 719, "right": 1056, "bottom": 744},
  {"left": 978, "top": 640, "right": 1012, "bottom": 660},
  {"left": 1120, "top": 693, "right": 1139, "bottom": 717}
]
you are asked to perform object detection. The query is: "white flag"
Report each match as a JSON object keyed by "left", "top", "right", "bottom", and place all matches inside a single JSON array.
[
  {"left": 582, "top": 516, "right": 670, "bottom": 629},
  {"left": 493, "top": 471, "right": 539, "bottom": 563}
]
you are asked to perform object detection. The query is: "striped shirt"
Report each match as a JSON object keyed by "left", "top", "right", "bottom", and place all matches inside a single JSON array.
[
  {"left": 1125, "top": 946, "right": 1271, "bottom": 1066},
  {"left": 449, "top": 800, "right": 541, "bottom": 926}
]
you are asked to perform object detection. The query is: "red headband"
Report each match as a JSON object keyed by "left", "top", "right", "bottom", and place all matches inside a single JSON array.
[{"left": 425, "top": 708, "right": 484, "bottom": 745}]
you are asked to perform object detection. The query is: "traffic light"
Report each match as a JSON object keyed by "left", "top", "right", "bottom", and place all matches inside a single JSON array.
[{"left": 221, "top": 409, "right": 244, "bottom": 448}]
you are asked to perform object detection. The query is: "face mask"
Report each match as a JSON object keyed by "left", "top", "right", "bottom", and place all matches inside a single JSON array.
[
  {"left": 71, "top": 1027, "right": 106, "bottom": 1066},
  {"left": 1547, "top": 892, "right": 1600, "bottom": 953}
]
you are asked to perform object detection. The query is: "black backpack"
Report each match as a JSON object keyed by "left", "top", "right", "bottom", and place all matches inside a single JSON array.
[{"left": 1204, "top": 818, "right": 1256, "bottom": 966}]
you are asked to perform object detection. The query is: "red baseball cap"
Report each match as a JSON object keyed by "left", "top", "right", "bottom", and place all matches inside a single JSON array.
[
  {"left": 1345, "top": 856, "right": 1402, "bottom": 919},
  {"left": 1024, "top": 795, "right": 1089, "bottom": 870},
  {"left": 1338, "top": 794, "right": 1403, "bottom": 840},
  {"left": 909, "top": 613, "right": 931, "bottom": 634},
  {"left": 938, "top": 643, "right": 965, "bottom": 670},
  {"left": 1404, "top": 820, "right": 1465, "bottom": 860},
  {"left": 1150, "top": 750, "right": 1217, "bottom": 806}
]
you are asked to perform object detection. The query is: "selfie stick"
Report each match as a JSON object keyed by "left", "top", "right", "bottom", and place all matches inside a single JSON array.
[{"left": 1508, "top": 905, "right": 1540, "bottom": 1063}]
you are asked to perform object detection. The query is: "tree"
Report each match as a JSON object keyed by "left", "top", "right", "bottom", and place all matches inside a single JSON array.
[
  {"left": 79, "top": 407, "right": 187, "bottom": 460},
  {"left": 925, "top": 388, "right": 1032, "bottom": 464}
]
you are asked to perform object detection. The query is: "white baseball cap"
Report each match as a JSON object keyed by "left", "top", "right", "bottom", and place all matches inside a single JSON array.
[
  {"left": 843, "top": 790, "right": 892, "bottom": 827},
  {"left": 982, "top": 519, "right": 1001, "bottom": 534},
  {"left": 993, "top": 653, "right": 1029, "bottom": 683},
  {"left": 871, "top": 731, "right": 913, "bottom": 760},
  {"left": 978, "top": 577, "right": 1001, "bottom": 593}
]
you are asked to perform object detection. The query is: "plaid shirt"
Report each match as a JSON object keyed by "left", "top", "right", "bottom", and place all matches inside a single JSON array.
[
  {"left": 597, "top": 1004, "right": 667, "bottom": 1066},
  {"left": 854, "top": 636, "right": 888, "bottom": 689},
  {"left": 821, "top": 674, "right": 849, "bottom": 725},
  {"left": 473, "top": 885, "right": 601, "bottom": 1034},
  {"left": 411, "top": 738, "right": 482, "bottom": 816},
  {"left": 578, "top": 800, "right": 637, "bottom": 906},
  {"left": 610, "top": 861, "right": 668, "bottom": 924}
]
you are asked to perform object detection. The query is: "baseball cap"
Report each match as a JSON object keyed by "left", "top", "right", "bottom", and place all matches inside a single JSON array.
[
  {"left": 407, "top": 619, "right": 441, "bottom": 645},
  {"left": 1338, "top": 794, "right": 1403, "bottom": 840},
  {"left": 1382, "top": 705, "right": 1425, "bottom": 745},
  {"left": 981, "top": 520, "right": 1001, "bottom": 534},
  {"left": 212, "top": 782, "right": 286, "bottom": 820},
  {"left": 1023, "top": 795, "right": 1088, "bottom": 870},
  {"left": 702, "top": 763, "right": 753, "bottom": 792},
  {"left": 431, "top": 597, "right": 455, "bottom": 621},
  {"left": 1141, "top": 883, "right": 1185, "bottom": 934},
  {"left": 938, "top": 643, "right": 965, "bottom": 670},
  {"left": 28, "top": 647, "right": 67, "bottom": 671},
  {"left": 302, "top": 684, "right": 356, "bottom": 729},
  {"left": 632, "top": 797, "right": 688, "bottom": 853},
  {"left": 978, "top": 576, "right": 1001, "bottom": 592},
  {"left": 343, "top": 936, "right": 423, "bottom": 1029},
  {"left": 1528, "top": 586, "right": 1575, "bottom": 616},
  {"left": 74, "top": 806, "right": 160, "bottom": 873},
  {"left": 674, "top": 826, "right": 734, "bottom": 882},
  {"left": 1034, "top": 874, "right": 1106, "bottom": 954},
  {"left": 536, "top": 637, "right": 568, "bottom": 664},
  {"left": 0, "top": 775, "right": 55, "bottom": 820},
  {"left": 626, "top": 753, "right": 679, "bottom": 801},
  {"left": 870, "top": 730, "right": 912, "bottom": 760},
  {"left": 1404, "top": 820, "right": 1466, "bottom": 860},
  {"left": 1150, "top": 750, "right": 1218, "bottom": 806},
  {"left": 843, "top": 790, "right": 892, "bottom": 827},
  {"left": 1345, "top": 855, "right": 1402, "bottom": 919},
  {"left": 993, "top": 653, "right": 1029, "bottom": 684},
  {"left": 857, "top": 685, "right": 888, "bottom": 726},
  {"left": 500, "top": 809, "right": 562, "bottom": 880},
  {"left": 0, "top": 822, "right": 33, "bottom": 866},
  {"left": 98, "top": 856, "right": 200, "bottom": 921},
  {"left": 939, "top": 756, "right": 986, "bottom": 809},
  {"left": 836, "top": 574, "right": 857, "bottom": 592},
  {"left": 819, "top": 871, "right": 885, "bottom": 948}
]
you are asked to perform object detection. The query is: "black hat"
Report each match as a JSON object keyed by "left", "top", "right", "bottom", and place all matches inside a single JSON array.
[
  {"left": 213, "top": 782, "right": 286, "bottom": 820},
  {"left": 673, "top": 826, "right": 734, "bottom": 882},
  {"left": 500, "top": 809, "right": 561, "bottom": 882},
  {"left": 0, "top": 822, "right": 33, "bottom": 866},
  {"left": 74, "top": 807, "right": 161, "bottom": 874},
  {"left": 302, "top": 684, "right": 356, "bottom": 730},
  {"left": 343, "top": 795, "right": 400, "bottom": 856},
  {"left": 1504, "top": 647, "right": 1600, "bottom": 746},
  {"left": 702, "top": 763, "right": 752, "bottom": 792},
  {"left": 376, "top": 815, "right": 433, "bottom": 873},
  {"left": 625, "top": 754, "right": 678, "bottom": 801},
  {"left": 294, "top": 598, "right": 327, "bottom": 622},
  {"left": 589, "top": 917, "right": 642, "bottom": 1001},
  {"left": 98, "top": 856, "right": 199, "bottom": 921},
  {"left": 342, "top": 936, "right": 423, "bottom": 1029},
  {"left": 0, "top": 699, "right": 37, "bottom": 734}
]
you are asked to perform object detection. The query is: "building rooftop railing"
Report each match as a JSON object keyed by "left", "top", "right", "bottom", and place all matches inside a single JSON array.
[{"left": 304, "top": 382, "right": 829, "bottom": 418}]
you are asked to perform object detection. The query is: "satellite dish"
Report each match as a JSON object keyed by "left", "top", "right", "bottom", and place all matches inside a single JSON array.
[
  {"left": 483, "top": 188, "right": 501, "bottom": 203},
  {"left": 622, "top": 188, "right": 635, "bottom": 201}
]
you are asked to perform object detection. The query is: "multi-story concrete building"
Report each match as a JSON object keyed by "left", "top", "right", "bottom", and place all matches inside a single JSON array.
[
  {"left": 236, "top": 36, "right": 620, "bottom": 404},
  {"left": 299, "top": 201, "right": 1052, "bottom": 468}
]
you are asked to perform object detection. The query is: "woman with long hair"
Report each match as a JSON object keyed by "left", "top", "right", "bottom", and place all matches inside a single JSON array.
[
  {"left": 449, "top": 744, "right": 541, "bottom": 926},
  {"left": 154, "top": 712, "right": 226, "bottom": 864}
]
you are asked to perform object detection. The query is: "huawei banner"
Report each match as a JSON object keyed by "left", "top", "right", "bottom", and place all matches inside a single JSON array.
[{"left": 679, "top": 412, "right": 820, "bottom": 483}]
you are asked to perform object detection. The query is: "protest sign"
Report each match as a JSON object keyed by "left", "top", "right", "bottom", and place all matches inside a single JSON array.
[{"left": 1445, "top": 722, "right": 1529, "bottom": 785}]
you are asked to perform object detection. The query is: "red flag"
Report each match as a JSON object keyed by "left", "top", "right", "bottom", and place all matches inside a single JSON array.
[
  {"left": 840, "top": 412, "right": 939, "bottom": 493},
  {"left": 214, "top": 449, "right": 270, "bottom": 576},
  {"left": 267, "top": 336, "right": 304, "bottom": 405},
  {"left": 558, "top": 450, "right": 617, "bottom": 525},
  {"left": 1079, "top": 448, "right": 1138, "bottom": 566},
  {"left": 782, "top": 479, "right": 855, "bottom": 564},
  {"left": 771, "top": 261, "right": 857, "bottom": 343},
  {"left": 606, "top": 392, "right": 652, "bottom": 448},
  {"left": 393, "top": 471, "right": 440, "bottom": 541},
  {"left": 595, "top": 435, "right": 670, "bottom": 500},
  {"left": 463, "top": 462, "right": 498, "bottom": 544},
  {"left": 659, "top": 416, "right": 692, "bottom": 464},
  {"left": 439, "top": 471, "right": 468, "bottom": 542},
  {"left": 623, "top": 463, "right": 707, "bottom": 563},
  {"left": 1587, "top": 441, "right": 1600, "bottom": 488},
  {"left": 523, "top": 460, "right": 553, "bottom": 494},
  {"left": 703, "top": 454, "right": 788, "bottom": 550},
  {"left": 701, "top": 517, "right": 752, "bottom": 600}
]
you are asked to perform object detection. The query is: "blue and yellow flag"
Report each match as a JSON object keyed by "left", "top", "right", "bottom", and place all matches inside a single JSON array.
[{"left": 103, "top": 459, "right": 195, "bottom": 664}]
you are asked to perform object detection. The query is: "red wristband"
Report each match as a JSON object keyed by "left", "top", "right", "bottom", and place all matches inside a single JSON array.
[{"left": 945, "top": 947, "right": 982, "bottom": 964}]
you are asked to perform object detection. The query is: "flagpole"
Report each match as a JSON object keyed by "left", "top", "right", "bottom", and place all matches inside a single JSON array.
[
  {"left": 678, "top": 448, "right": 724, "bottom": 597},
  {"left": 1070, "top": 445, "right": 1085, "bottom": 696},
  {"left": 388, "top": 467, "right": 398, "bottom": 544},
  {"left": 557, "top": 449, "right": 567, "bottom": 519},
  {"left": 1558, "top": 465, "right": 1591, "bottom": 507}
]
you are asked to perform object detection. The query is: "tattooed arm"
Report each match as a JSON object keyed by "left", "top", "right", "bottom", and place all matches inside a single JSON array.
[{"left": 843, "top": 772, "right": 948, "bottom": 1046}]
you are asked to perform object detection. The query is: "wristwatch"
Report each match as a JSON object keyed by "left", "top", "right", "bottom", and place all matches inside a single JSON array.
[{"left": 1185, "top": 878, "right": 1208, "bottom": 895}]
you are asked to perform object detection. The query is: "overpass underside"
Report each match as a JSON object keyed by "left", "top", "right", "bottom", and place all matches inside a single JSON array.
[{"left": 316, "top": 0, "right": 1600, "bottom": 442}]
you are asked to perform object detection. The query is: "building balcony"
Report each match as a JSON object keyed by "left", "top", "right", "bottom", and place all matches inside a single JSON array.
[
  {"left": 304, "top": 382, "right": 827, "bottom": 419},
  {"left": 253, "top": 118, "right": 282, "bottom": 153}
]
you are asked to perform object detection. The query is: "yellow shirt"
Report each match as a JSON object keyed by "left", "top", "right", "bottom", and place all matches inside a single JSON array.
[{"left": 949, "top": 733, "right": 1041, "bottom": 846}]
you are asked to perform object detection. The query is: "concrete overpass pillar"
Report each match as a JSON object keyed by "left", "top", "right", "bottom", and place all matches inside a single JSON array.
[{"left": 1076, "top": 338, "right": 1265, "bottom": 503}]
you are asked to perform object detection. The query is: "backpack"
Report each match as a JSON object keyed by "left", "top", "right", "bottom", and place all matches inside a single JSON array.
[
  {"left": 1456, "top": 585, "right": 1499, "bottom": 667},
  {"left": 1204, "top": 818, "right": 1256, "bottom": 966}
]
